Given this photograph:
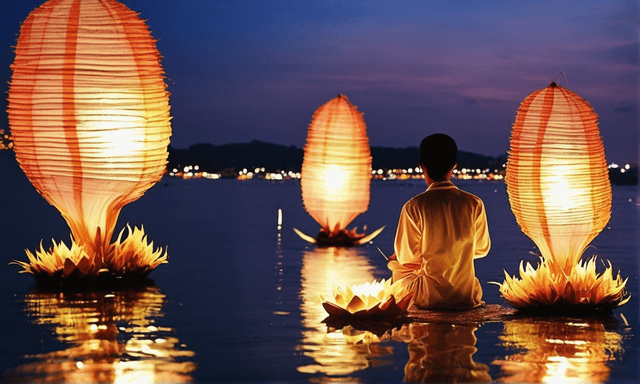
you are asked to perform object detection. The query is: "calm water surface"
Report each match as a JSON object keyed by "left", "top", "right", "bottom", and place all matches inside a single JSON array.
[{"left": 0, "top": 152, "right": 638, "bottom": 383}]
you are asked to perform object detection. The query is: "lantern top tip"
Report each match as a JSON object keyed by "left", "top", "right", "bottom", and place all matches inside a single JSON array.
[
  {"left": 336, "top": 93, "right": 348, "bottom": 100},
  {"left": 550, "top": 70, "right": 568, "bottom": 88}
]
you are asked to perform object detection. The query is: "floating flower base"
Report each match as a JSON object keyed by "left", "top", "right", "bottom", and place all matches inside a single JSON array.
[
  {"left": 492, "top": 256, "right": 629, "bottom": 314},
  {"left": 321, "top": 279, "right": 414, "bottom": 318},
  {"left": 12, "top": 225, "right": 167, "bottom": 287},
  {"left": 294, "top": 226, "right": 385, "bottom": 247}
]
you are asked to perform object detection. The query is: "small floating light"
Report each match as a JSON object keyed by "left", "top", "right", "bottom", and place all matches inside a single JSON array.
[
  {"left": 0, "top": 129, "right": 12, "bottom": 150},
  {"left": 494, "top": 81, "right": 629, "bottom": 311},
  {"left": 8, "top": 0, "right": 171, "bottom": 282},
  {"left": 295, "top": 94, "right": 383, "bottom": 246}
]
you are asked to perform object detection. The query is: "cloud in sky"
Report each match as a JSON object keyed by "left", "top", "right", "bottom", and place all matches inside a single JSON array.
[{"left": 0, "top": 0, "right": 637, "bottom": 162}]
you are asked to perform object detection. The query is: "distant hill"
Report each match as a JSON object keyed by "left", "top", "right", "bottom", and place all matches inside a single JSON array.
[
  {"left": 167, "top": 140, "right": 507, "bottom": 173},
  {"left": 168, "top": 140, "right": 304, "bottom": 173}
]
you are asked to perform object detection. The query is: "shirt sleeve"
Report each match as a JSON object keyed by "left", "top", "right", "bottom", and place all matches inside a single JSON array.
[
  {"left": 394, "top": 203, "right": 423, "bottom": 265},
  {"left": 473, "top": 199, "right": 491, "bottom": 259}
]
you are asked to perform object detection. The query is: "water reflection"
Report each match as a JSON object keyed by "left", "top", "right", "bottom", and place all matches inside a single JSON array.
[
  {"left": 493, "top": 317, "right": 626, "bottom": 383},
  {"left": 297, "top": 246, "right": 394, "bottom": 376},
  {"left": 5, "top": 284, "right": 196, "bottom": 383},
  {"left": 391, "top": 322, "right": 491, "bottom": 383}
]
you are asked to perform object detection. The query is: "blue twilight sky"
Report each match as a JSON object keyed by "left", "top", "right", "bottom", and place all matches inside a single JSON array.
[{"left": 0, "top": 0, "right": 638, "bottom": 163}]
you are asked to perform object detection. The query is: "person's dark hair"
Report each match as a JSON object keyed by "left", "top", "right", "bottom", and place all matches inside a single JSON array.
[{"left": 419, "top": 133, "right": 457, "bottom": 180}]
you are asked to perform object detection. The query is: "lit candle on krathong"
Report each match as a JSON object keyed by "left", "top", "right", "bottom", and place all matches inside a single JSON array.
[
  {"left": 294, "top": 94, "right": 384, "bottom": 246},
  {"left": 8, "top": 0, "right": 171, "bottom": 282},
  {"left": 493, "top": 81, "right": 629, "bottom": 311}
]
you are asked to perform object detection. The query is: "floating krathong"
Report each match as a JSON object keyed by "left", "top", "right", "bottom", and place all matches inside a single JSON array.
[
  {"left": 494, "top": 81, "right": 629, "bottom": 311},
  {"left": 322, "top": 279, "right": 414, "bottom": 318},
  {"left": 295, "top": 94, "right": 384, "bottom": 246},
  {"left": 11, "top": 225, "right": 167, "bottom": 281},
  {"left": 8, "top": 0, "right": 171, "bottom": 283},
  {"left": 495, "top": 256, "right": 628, "bottom": 312}
]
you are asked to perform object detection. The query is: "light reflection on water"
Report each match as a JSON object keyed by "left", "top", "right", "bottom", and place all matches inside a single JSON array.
[
  {"left": 0, "top": 166, "right": 636, "bottom": 383},
  {"left": 293, "top": 244, "right": 631, "bottom": 383},
  {"left": 493, "top": 317, "right": 627, "bottom": 383},
  {"left": 5, "top": 285, "right": 197, "bottom": 383},
  {"left": 297, "top": 246, "right": 395, "bottom": 376},
  {"left": 391, "top": 322, "right": 491, "bottom": 383}
]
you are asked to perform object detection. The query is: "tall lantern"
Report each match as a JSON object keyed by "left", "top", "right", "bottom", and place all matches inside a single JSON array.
[
  {"left": 494, "top": 82, "right": 629, "bottom": 312},
  {"left": 8, "top": 0, "right": 171, "bottom": 282},
  {"left": 294, "top": 94, "right": 383, "bottom": 246}
]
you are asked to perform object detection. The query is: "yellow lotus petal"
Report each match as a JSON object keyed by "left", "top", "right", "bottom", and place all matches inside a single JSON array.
[{"left": 346, "top": 295, "right": 366, "bottom": 313}]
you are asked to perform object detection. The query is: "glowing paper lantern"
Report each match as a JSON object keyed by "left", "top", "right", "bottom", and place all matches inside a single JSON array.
[
  {"left": 8, "top": 0, "right": 171, "bottom": 281},
  {"left": 295, "top": 94, "right": 383, "bottom": 246},
  {"left": 495, "top": 82, "right": 628, "bottom": 311}
]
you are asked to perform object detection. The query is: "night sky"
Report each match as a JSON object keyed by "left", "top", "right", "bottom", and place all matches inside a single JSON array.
[{"left": 0, "top": 0, "right": 637, "bottom": 163}]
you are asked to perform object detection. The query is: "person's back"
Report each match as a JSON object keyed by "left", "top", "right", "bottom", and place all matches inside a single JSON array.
[{"left": 388, "top": 133, "right": 490, "bottom": 309}]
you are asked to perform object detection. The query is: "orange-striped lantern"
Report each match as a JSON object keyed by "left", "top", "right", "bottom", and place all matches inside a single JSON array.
[
  {"left": 507, "top": 82, "right": 611, "bottom": 273},
  {"left": 494, "top": 82, "right": 628, "bottom": 311},
  {"left": 295, "top": 94, "right": 383, "bottom": 246},
  {"left": 8, "top": 0, "right": 171, "bottom": 281}
]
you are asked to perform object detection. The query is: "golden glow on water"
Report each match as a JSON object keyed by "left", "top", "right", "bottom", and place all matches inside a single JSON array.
[
  {"left": 391, "top": 322, "right": 491, "bottom": 383},
  {"left": 6, "top": 286, "right": 196, "bottom": 383},
  {"left": 297, "top": 247, "right": 394, "bottom": 376},
  {"left": 493, "top": 318, "right": 625, "bottom": 383}
]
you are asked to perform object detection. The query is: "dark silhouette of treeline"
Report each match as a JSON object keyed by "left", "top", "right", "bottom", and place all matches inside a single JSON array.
[
  {"left": 167, "top": 139, "right": 506, "bottom": 174},
  {"left": 167, "top": 140, "right": 637, "bottom": 185}
]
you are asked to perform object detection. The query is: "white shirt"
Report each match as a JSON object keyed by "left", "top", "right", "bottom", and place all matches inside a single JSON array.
[{"left": 389, "top": 180, "right": 490, "bottom": 309}]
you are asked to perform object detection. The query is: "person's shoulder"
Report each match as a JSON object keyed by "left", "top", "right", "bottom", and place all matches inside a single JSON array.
[
  {"left": 455, "top": 187, "right": 485, "bottom": 205},
  {"left": 407, "top": 189, "right": 430, "bottom": 203},
  {"left": 402, "top": 190, "right": 430, "bottom": 210}
]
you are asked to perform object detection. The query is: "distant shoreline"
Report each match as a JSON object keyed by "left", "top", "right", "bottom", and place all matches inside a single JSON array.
[
  {"left": 167, "top": 140, "right": 637, "bottom": 185},
  {"left": 0, "top": 141, "right": 636, "bottom": 185}
]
